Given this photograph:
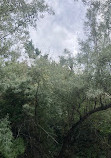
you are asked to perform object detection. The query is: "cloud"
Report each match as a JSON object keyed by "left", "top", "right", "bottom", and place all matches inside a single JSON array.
[{"left": 29, "top": 0, "right": 86, "bottom": 59}]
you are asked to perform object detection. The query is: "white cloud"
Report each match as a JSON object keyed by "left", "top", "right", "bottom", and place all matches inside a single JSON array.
[{"left": 29, "top": 0, "right": 86, "bottom": 59}]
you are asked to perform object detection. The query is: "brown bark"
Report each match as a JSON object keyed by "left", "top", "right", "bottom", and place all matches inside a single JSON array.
[{"left": 57, "top": 102, "right": 111, "bottom": 158}]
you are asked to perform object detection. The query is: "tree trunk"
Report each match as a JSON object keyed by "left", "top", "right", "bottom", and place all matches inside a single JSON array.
[{"left": 57, "top": 102, "right": 111, "bottom": 158}]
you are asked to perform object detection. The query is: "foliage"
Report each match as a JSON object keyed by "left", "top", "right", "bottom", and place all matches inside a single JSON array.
[
  {"left": 0, "top": 0, "right": 111, "bottom": 157},
  {"left": 0, "top": 0, "right": 53, "bottom": 58},
  {"left": 0, "top": 116, "right": 25, "bottom": 158}
]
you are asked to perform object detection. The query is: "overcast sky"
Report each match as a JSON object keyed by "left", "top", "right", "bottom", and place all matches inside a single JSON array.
[{"left": 29, "top": 0, "right": 86, "bottom": 59}]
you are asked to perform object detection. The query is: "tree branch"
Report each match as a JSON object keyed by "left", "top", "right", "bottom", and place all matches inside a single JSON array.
[
  {"left": 57, "top": 102, "right": 111, "bottom": 158},
  {"left": 34, "top": 81, "right": 40, "bottom": 122},
  {"left": 37, "top": 123, "right": 59, "bottom": 144}
]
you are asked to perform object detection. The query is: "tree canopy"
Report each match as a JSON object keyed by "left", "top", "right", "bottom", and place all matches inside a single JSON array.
[{"left": 0, "top": 0, "right": 111, "bottom": 158}]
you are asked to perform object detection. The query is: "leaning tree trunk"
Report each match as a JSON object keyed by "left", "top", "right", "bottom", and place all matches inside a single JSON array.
[{"left": 57, "top": 102, "right": 111, "bottom": 158}]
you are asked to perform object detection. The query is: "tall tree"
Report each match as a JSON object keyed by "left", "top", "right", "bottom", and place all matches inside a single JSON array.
[{"left": 57, "top": 1, "right": 111, "bottom": 157}]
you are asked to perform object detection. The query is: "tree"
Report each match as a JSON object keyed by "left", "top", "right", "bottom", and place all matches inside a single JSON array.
[
  {"left": 57, "top": 1, "right": 111, "bottom": 157},
  {"left": 0, "top": 0, "right": 111, "bottom": 157},
  {"left": 59, "top": 49, "right": 75, "bottom": 71},
  {"left": 24, "top": 40, "right": 41, "bottom": 58},
  {"left": 0, "top": 0, "right": 53, "bottom": 58},
  {"left": 0, "top": 116, "right": 25, "bottom": 158}
]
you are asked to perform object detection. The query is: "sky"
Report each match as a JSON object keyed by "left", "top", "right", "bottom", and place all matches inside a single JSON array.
[{"left": 29, "top": 0, "right": 86, "bottom": 59}]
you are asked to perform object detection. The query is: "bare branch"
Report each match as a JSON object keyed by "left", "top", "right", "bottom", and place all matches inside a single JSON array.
[{"left": 33, "top": 122, "right": 59, "bottom": 144}]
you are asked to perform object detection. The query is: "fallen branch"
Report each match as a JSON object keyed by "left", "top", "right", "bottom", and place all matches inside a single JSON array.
[{"left": 34, "top": 122, "right": 59, "bottom": 144}]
